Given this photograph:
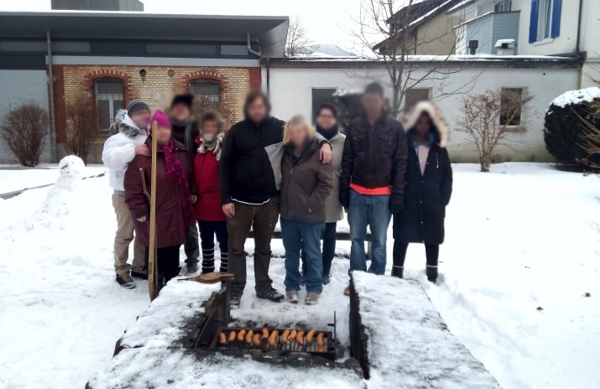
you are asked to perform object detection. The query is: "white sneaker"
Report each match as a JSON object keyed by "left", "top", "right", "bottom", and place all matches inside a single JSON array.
[
  {"left": 305, "top": 292, "right": 319, "bottom": 305},
  {"left": 286, "top": 290, "right": 299, "bottom": 304}
]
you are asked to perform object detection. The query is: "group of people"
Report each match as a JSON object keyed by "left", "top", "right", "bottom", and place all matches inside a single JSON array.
[{"left": 102, "top": 81, "right": 453, "bottom": 308}]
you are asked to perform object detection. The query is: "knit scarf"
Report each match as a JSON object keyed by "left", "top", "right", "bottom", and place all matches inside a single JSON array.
[
  {"left": 119, "top": 114, "right": 146, "bottom": 138},
  {"left": 197, "top": 131, "right": 225, "bottom": 161},
  {"left": 316, "top": 124, "right": 339, "bottom": 140},
  {"left": 158, "top": 139, "right": 195, "bottom": 228}
]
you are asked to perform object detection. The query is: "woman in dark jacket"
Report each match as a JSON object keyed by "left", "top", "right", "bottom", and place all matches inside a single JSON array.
[
  {"left": 125, "top": 110, "right": 196, "bottom": 288},
  {"left": 280, "top": 115, "right": 334, "bottom": 306},
  {"left": 392, "top": 101, "right": 452, "bottom": 283}
]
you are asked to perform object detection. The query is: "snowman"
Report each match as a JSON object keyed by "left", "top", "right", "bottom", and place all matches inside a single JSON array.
[{"left": 40, "top": 155, "right": 86, "bottom": 223}]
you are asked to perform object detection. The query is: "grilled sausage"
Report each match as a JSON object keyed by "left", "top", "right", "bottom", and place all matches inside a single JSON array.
[
  {"left": 288, "top": 329, "right": 297, "bottom": 340},
  {"left": 281, "top": 329, "right": 291, "bottom": 343},
  {"left": 262, "top": 328, "right": 269, "bottom": 340},
  {"left": 227, "top": 331, "right": 236, "bottom": 342},
  {"left": 317, "top": 345, "right": 325, "bottom": 352},
  {"left": 296, "top": 331, "right": 305, "bottom": 346},
  {"left": 237, "top": 329, "right": 246, "bottom": 342},
  {"left": 219, "top": 332, "right": 227, "bottom": 344},
  {"left": 253, "top": 333, "right": 261, "bottom": 347},
  {"left": 245, "top": 330, "right": 254, "bottom": 344},
  {"left": 317, "top": 332, "right": 324, "bottom": 347},
  {"left": 269, "top": 330, "right": 279, "bottom": 347},
  {"left": 306, "top": 329, "right": 316, "bottom": 343}
]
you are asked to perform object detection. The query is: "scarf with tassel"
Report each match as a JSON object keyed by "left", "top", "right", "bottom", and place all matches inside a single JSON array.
[{"left": 158, "top": 139, "right": 195, "bottom": 228}]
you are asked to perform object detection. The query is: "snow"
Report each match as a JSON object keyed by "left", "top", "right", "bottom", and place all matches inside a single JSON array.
[
  {"left": 352, "top": 271, "right": 500, "bottom": 388},
  {"left": 0, "top": 164, "right": 105, "bottom": 194},
  {"left": 549, "top": 86, "right": 600, "bottom": 108},
  {"left": 1, "top": 162, "right": 600, "bottom": 389}
]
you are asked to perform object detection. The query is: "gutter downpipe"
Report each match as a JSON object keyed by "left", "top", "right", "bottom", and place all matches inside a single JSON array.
[
  {"left": 247, "top": 33, "right": 269, "bottom": 95},
  {"left": 266, "top": 58, "right": 271, "bottom": 97},
  {"left": 576, "top": 0, "right": 584, "bottom": 88},
  {"left": 47, "top": 30, "right": 58, "bottom": 163}
]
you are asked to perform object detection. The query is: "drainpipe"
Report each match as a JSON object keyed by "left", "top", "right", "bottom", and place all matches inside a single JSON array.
[
  {"left": 46, "top": 30, "right": 58, "bottom": 163},
  {"left": 246, "top": 33, "right": 261, "bottom": 57},
  {"left": 576, "top": 0, "right": 584, "bottom": 88},
  {"left": 265, "top": 57, "right": 271, "bottom": 97}
]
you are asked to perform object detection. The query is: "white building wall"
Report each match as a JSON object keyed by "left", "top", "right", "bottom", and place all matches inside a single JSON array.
[{"left": 263, "top": 63, "right": 579, "bottom": 163}]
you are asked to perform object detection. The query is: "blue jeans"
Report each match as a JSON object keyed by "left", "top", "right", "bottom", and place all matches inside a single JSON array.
[
  {"left": 348, "top": 189, "right": 391, "bottom": 275},
  {"left": 301, "top": 221, "right": 337, "bottom": 278},
  {"left": 281, "top": 218, "right": 325, "bottom": 294}
]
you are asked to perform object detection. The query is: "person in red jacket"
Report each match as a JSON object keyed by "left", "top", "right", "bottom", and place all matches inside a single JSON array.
[{"left": 193, "top": 110, "right": 228, "bottom": 274}]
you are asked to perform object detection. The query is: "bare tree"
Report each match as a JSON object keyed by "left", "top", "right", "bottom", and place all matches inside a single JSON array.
[
  {"left": 353, "top": 0, "right": 475, "bottom": 117},
  {"left": 0, "top": 100, "right": 48, "bottom": 167},
  {"left": 191, "top": 96, "right": 236, "bottom": 128},
  {"left": 457, "top": 89, "right": 534, "bottom": 172},
  {"left": 65, "top": 97, "right": 100, "bottom": 164},
  {"left": 285, "top": 16, "right": 315, "bottom": 57},
  {"left": 575, "top": 101, "right": 600, "bottom": 170}
]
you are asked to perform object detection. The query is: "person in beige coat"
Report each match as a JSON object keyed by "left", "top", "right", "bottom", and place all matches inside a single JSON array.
[{"left": 301, "top": 103, "right": 346, "bottom": 285}]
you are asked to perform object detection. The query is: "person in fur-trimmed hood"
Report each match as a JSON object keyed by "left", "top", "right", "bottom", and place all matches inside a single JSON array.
[
  {"left": 102, "top": 99, "right": 151, "bottom": 289},
  {"left": 392, "top": 101, "right": 453, "bottom": 283}
]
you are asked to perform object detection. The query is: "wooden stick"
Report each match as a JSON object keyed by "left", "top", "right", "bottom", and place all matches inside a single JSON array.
[{"left": 148, "top": 121, "right": 159, "bottom": 301}]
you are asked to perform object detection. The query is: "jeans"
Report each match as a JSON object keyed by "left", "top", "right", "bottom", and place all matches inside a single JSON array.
[
  {"left": 184, "top": 225, "right": 200, "bottom": 264},
  {"left": 281, "top": 218, "right": 325, "bottom": 294},
  {"left": 348, "top": 189, "right": 391, "bottom": 275},
  {"left": 226, "top": 198, "right": 279, "bottom": 296},
  {"left": 302, "top": 222, "right": 337, "bottom": 278}
]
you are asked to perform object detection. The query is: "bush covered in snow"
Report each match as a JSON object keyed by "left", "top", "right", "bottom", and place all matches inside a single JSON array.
[{"left": 544, "top": 87, "right": 600, "bottom": 170}]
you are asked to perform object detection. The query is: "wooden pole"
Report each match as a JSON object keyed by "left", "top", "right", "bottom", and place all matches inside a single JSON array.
[{"left": 148, "top": 121, "right": 159, "bottom": 301}]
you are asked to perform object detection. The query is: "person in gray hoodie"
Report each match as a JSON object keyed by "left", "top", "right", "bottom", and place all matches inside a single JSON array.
[{"left": 102, "top": 99, "right": 151, "bottom": 289}]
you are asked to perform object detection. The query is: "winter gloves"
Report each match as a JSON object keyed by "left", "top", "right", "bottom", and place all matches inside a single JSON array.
[
  {"left": 389, "top": 193, "right": 404, "bottom": 214},
  {"left": 339, "top": 190, "right": 350, "bottom": 210}
]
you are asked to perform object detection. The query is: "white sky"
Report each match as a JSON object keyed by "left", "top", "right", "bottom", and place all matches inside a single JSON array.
[{"left": 0, "top": 0, "right": 370, "bottom": 48}]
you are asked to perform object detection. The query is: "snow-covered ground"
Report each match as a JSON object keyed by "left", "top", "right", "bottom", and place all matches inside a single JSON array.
[
  {"left": 1, "top": 162, "right": 599, "bottom": 389},
  {"left": 0, "top": 165, "right": 105, "bottom": 194}
]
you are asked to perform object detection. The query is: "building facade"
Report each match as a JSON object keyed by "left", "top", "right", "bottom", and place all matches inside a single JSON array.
[
  {"left": 263, "top": 57, "right": 581, "bottom": 163},
  {"left": 0, "top": 12, "right": 288, "bottom": 163}
]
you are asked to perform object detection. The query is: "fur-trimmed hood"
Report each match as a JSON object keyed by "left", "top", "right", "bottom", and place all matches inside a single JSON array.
[{"left": 403, "top": 101, "right": 449, "bottom": 148}]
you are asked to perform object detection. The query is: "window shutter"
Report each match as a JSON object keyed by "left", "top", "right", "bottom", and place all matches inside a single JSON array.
[
  {"left": 551, "top": 0, "right": 562, "bottom": 38},
  {"left": 529, "top": 0, "right": 540, "bottom": 43}
]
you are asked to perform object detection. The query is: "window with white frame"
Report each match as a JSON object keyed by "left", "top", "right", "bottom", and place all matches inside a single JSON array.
[
  {"left": 190, "top": 79, "right": 221, "bottom": 102},
  {"left": 529, "top": 0, "right": 562, "bottom": 43},
  {"left": 95, "top": 77, "right": 125, "bottom": 131}
]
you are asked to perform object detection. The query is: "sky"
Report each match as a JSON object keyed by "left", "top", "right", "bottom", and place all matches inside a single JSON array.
[{"left": 0, "top": 0, "right": 369, "bottom": 49}]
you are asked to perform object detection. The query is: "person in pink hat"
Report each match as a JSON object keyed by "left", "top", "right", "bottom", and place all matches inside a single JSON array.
[{"left": 124, "top": 110, "right": 197, "bottom": 289}]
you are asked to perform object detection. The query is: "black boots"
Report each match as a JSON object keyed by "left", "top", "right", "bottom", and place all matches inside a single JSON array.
[
  {"left": 391, "top": 266, "right": 404, "bottom": 278},
  {"left": 426, "top": 265, "right": 438, "bottom": 283}
]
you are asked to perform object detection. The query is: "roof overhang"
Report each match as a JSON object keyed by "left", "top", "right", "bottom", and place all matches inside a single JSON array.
[{"left": 0, "top": 12, "right": 289, "bottom": 58}]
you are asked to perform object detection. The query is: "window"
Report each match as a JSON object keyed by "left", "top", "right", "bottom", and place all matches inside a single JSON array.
[
  {"left": 528, "top": 0, "right": 562, "bottom": 43},
  {"left": 95, "top": 78, "right": 125, "bottom": 131},
  {"left": 494, "top": 0, "right": 512, "bottom": 12},
  {"left": 190, "top": 79, "right": 221, "bottom": 103},
  {"left": 312, "top": 88, "right": 337, "bottom": 120},
  {"left": 500, "top": 88, "right": 523, "bottom": 126},
  {"left": 404, "top": 88, "right": 429, "bottom": 111}
]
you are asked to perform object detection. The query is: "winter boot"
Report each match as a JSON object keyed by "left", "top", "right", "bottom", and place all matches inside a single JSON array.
[
  {"left": 257, "top": 288, "right": 284, "bottom": 303},
  {"left": 201, "top": 247, "right": 215, "bottom": 274},
  {"left": 230, "top": 294, "right": 241, "bottom": 310},
  {"left": 185, "top": 259, "right": 198, "bottom": 274},
  {"left": 131, "top": 269, "right": 147, "bottom": 280},
  {"left": 305, "top": 292, "right": 320, "bottom": 306},
  {"left": 116, "top": 272, "right": 136, "bottom": 289},
  {"left": 219, "top": 252, "right": 228, "bottom": 273},
  {"left": 426, "top": 265, "right": 438, "bottom": 284},
  {"left": 391, "top": 266, "right": 404, "bottom": 278},
  {"left": 286, "top": 290, "right": 299, "bottom": 304}
]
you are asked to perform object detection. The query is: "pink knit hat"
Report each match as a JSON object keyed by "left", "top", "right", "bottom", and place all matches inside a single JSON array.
[{"left": 150, "top": 109, "right": 171, "bottom": 133}]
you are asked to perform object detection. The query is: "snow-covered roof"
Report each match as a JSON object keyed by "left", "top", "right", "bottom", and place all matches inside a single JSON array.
[
  {"left": 550, "top": 87, "right": 600, "bottom": 108},
  {"left": 495, "top": 39, "right": 516, "bottom": 48}
]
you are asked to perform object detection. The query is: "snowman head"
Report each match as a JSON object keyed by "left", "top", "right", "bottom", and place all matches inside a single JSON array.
[{"left": 58, "top": 155, "right": 85, "bottom": 180}]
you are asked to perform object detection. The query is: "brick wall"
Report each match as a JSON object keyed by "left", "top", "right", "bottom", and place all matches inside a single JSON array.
[{"left": 53, "top": 64, "right": 261, "bottom": 162}]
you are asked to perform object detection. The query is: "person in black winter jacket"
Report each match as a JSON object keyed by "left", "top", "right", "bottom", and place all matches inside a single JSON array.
[
  {"left": 218, "top": 91, "right": 332, "bottom": 308},
  {"left": 392, "top": 101, "right": 453, "bottom": 283}
]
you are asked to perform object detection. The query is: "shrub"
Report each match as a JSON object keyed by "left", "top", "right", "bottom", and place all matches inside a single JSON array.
[
  {"left": 65, "top": 97, "right": 100, "bottom": 164},
  {"left": 544, "top": 88, "right": 600, "bottom": 171},
  {"left": 0, "top": 100, "right": 49, "bottom": 167}
]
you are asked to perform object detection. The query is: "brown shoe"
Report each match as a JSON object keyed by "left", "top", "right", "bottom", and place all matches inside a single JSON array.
[{"left": 344, "top": 286, "right": 350, "bottom": 296}]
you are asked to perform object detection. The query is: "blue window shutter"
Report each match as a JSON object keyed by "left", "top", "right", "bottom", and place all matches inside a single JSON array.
[
  {"left": 551, "top": 0, "right": 562, "bottom": 38},
  {"left": 529, "top": 0, "right": 540, "bottom": 43}
]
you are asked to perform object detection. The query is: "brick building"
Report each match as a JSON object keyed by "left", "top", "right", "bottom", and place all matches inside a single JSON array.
[{"left": 0, "top": 12, "right": 288, "bottom": 163}]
